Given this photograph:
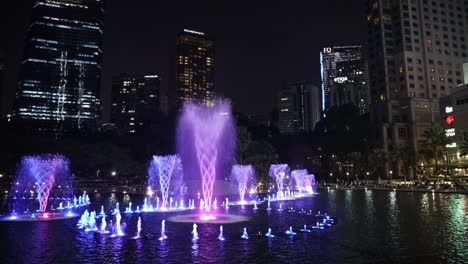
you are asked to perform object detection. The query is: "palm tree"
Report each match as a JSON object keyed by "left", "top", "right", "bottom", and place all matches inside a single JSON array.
[
  {"left": 460, "top": 139, "right": 468, "bottom": 157},
  {"left": 418, "top": 126, "right": 448, "bottom": 174},
  {"left": 368, "top": 148, "right": 386, "bottom": 180},
  {"left": 390, "top": 144, "right": 416, "bottom": 181}
]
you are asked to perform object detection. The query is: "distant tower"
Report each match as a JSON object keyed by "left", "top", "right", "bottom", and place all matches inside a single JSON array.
[
  {"left": 278, "top": 81, "right": 321, "bottom": 134},
  {"left": 320, "top": 46, "right": 369, "bottom": 114},
  {"left": 111, "top": 74, "right": 160, "bottom": 134},
  {"left": 175, "top": 29, "right": 215, "bottom": 108},
  {"left": 13, "top": 0, "right": 104, "bottom": 136}
]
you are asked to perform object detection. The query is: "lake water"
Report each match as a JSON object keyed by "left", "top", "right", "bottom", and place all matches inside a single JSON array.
[{"left": 0, "top": 190, "right": 467, "bottom": 263}]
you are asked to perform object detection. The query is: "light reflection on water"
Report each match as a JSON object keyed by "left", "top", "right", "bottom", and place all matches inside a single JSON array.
[{"left": 0, "top": 190, "right": 467, "bottom": 263}]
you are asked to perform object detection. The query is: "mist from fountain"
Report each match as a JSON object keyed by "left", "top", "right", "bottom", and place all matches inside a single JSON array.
[
  {"left": 231, "top": 165, "right": 254, "bottom": 204},
  {"left": 177, "top": 99, "right": 236, "bottom": 218},
  {"left": 11, "top": 154, "right": 72, "bottom": 214},
  {"left": 269, "top": 164, "right": 290, "bottom": 198},
  {"left": 291, "top": 169, "right": 308, "bottom": 193},
  {"left": 148, "top": 155, "right": 183, "bottom": 210}
]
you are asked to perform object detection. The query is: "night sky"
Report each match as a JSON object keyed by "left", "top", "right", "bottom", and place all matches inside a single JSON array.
[{"left": 1, "top": 1, "right": 366, "bottom": 121}]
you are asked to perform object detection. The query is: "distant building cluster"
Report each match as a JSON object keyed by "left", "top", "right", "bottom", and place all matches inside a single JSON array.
[
  {"left": 111, "top": 74, "right": 160, "bottom": 134},
  {"left": 2, "top": 0, "right": 468, "bottom": 168}
]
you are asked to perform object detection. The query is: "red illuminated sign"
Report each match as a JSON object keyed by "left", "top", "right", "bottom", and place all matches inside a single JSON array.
[{"left": 445, "top": 115, "right": 455, "bottom": 125}]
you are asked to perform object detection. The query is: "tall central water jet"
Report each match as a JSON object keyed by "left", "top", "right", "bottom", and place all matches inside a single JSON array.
[
  {"left": 269, "top": 164, "right": 290, "bottom": 198},
  {"left": 147, "top": 155, "right": 183, "bottom": 209},
  {"left": 12, "top": 154, "right": 72, "bottom": 213},
  {"left": 231, "top": 165, "right": 254, "bottom": 204},
  {"left": 177, "top": 99, "right": 235, "bottom": 218}
]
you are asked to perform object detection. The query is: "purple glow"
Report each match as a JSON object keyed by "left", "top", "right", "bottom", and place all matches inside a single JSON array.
[
  {"left": 303, "top": 174, "right": 317, "bottom": 194},
  {"left": 231, "top": 165, "right": 254, "bottom": 203},
  {"left": 291, "top": 169, "right": 308, "bottom": 193},
  {"left": 269, "top": 164, "right": 290, "bottom": 198},
  {"left": 147, "top": 155, "right": 183, "bottom": 209},
  {"left": 177, "top": 99, "right": 236, "bottom": 214},
  {"left": 12, "top": 154, "right": 72, "bottom": 213}
]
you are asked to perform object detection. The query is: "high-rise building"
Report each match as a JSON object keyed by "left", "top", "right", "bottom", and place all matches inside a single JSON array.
[
  {"left": 278, "top": 81, "right": 321, "bottom": 134},
  {"left": 13, "top": 0, "right": 104, "bottom": 136},
  {"left": 175, "top": 29, "right": 215, "bottom": 107},
  {"left": 320, "top": 46, "right": 369, "bottom": 114},
  {"left": 366, "top": 0, "right": 468, "bottom": 177},
  {"left": 111, "top": 74, "right": 160, "bottom": 134}
]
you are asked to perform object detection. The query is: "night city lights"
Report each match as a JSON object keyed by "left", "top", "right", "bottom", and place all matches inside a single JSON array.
[{"left": 0, "top": 1, "right": 467, "bottom": 263}]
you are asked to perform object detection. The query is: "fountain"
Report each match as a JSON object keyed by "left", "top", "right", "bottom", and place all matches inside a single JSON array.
[
  {"left": 303, "top": 174, "right": 317, "bottom": 194},
  {"left": 267, "top": 199, "right": 271, "bottom": 211},
  {"left": 300, "top": 224, "right": 311, "bottom": 232},
  {"left": 114, "top": 213, "right": 124, "bottom": 236},
  {"left": 231, "top": 165, "right": 254, "bottom": 204},
  {"left": 99, "top": 205, "right": 105, "bottom": 217},
  {"left": 218, "top": 225, "right": 225, "bottom": 241},
  {"left": 291, "top": 169, "right": 308, "bottom": 194},
  {"left": 192, "top": 223, "right": 199, "bottom": 240},
  {"left": 148, "top": 155, "right": 183, "bottom": 210},
  {"left": 177, "top": 99, "right": 236, "bottom": 220},
  {"left": 285, "top": 226, "right": 296, "bottom": 235},
  {"left": 269, "top": 164, "right": 290, "bottom": 198},
  {"left": 265, "top": 228, "right": 275, "bottom": 238},
  {"left": 7, "top": 154, "right": 74, "bottom": 220},
  {"left": 100, "top": 217, "right": 108, "bottom": 233},
  {"left": 241, "top": 227, "right": 249, "bottom": 239},
  {"left": 253, "top": 200, "right": 258, "bottom": 210},
  {"left": 159, "top": 220, "right": 168, "bottom": 240},
  {"left": 135, "top": 217, "right": 142, "bottom": 238}
]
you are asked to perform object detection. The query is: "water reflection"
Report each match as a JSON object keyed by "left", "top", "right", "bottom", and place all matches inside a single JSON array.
[{"left": 1, "top": 191, "right": 467, "bottom": 263}]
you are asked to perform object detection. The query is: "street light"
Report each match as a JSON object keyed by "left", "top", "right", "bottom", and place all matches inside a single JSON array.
[{"left": 111, "top": 171, "right": 116, "bottom": 176}]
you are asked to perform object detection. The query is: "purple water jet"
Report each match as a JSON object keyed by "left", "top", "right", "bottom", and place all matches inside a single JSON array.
[
  {"left": 177, "top": 99, "right": 236, "bottom": 218},
  {"left": 147, "top": 155, "right": 183, "bottom": 209},
  {"left": 231, "top": 165, "right": 254, "bottom": 204},
  {"left": 291, "top": 169, "right": 308, "bottom": 193},
  {"left": 11, "top": 154, "right": 72, "bottom": 213},
  {"left": 269, "top": 164, "right": 290, "bottom": 198},
  {"left": 303, "top": 174, "right": 317, "bottom": 194}
]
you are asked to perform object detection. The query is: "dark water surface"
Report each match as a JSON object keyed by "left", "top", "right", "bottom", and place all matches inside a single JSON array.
[{"left": 0, "top": 190, "right": 467, "bottom": 263}]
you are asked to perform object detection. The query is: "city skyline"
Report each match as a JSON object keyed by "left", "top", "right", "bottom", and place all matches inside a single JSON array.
[{"left": 1, "top": 1, "right": 366, "bottom": 120}]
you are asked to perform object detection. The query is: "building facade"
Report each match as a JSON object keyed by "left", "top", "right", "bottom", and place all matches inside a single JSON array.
[
  {"left": 366, "top": 0, "right": 468, "bottom": 177},
  {"left": 13, "top": 0, "right": 104, "bottom": 136},
  {"left": 278, "top": 81, "right": 321, "bottom": 134},
  {"left": 111, "top": 74, "right": 160, "bottom": 134},
  {"left": 320, "top": 46, "right": 369, "bottom": 114},
  {"left": 175, "top": 29, "right": 215, "bottom": 107}
]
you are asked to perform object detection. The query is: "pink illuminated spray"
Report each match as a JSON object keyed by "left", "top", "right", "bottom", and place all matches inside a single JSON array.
[{"left": 177, "top": 99, "right": 236, "bottom": 218}]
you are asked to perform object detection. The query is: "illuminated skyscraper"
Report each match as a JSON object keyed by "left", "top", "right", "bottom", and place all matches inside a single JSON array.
[
  {"left": 13, "top": 0, "right": 104, "bottom": 136},
  {"left": 320, "top": 46, "right": 369, "bottom": 114},
  {"left": 278, "top": 81, "right": 321, "bottom": 134},
  {"left": 366, "top": 0, "right": 468, "bottom": 177},
  {"left": 111, "top": 74, "right": 160, "bottom": 134},
  {"left": 175, "top": 29, "right": 215, "bottom": 107}
]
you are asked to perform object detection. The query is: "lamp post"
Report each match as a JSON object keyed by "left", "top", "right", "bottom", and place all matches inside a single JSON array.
[{"left": 389, "top": 170, "right": 393, "bottom": 181}]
